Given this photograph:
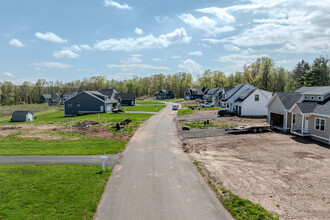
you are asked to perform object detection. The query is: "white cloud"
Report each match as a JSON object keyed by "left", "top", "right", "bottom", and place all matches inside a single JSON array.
[
  {"left": 53, "top": 49, "right": 80, "bottom": 59},
  {"left": 32, "top": 62, "right": 71, "bottom": 69},
  {"left": 171, "top": 56, "right": 181, "bottom": 59},
  {"left": 178, "top": 59, "right": 202, "bottom": 75},
  {"left": 79, "top": 44, "right": 92, "bottom": 50},
  {"left": 135, "top": 28, "right": 143, "bottom": 35},
  {"left": 188, "top": 51, "right": 203, "bottom": 56},
  {"left": 104, "top": 0, "right": 132, "bottom": 10},
  {"left": 223, "top": 44, "right": 240, "bottom": 51},
  {"left": 121, "top": 54, "right": 142, "bottom": 64},
  {"left": 201, "top": 38, "right": 222, "bottom": 44},
  {"left": 9, "top": 39, "right": 24, "bottom": 48},
  {"left": 94, "top": 28, "right": 191, "bottom": 51},
  {"left": 35, "top": 32, "right": 67, "bottom": 43},
  {"left": 179, "top": 13, "right": 234, "bottom": 35},
  {"left": 3, "top": 72, "right": 15, "bottom": 78},
  {"left": 154, "top": 16, "right": 172, "bottom": 23},
  {"left": 152, "top": 58, "right": 163, "bottom": 62},
  {"left": 219, "top": 48, "right": 268, "bottom": 65},
  {"left": 196, "top": 7, "right": 236, "bottom": 24},
  {"left": 106, "top": 64, "right": 169, "bottom": 72},
  {"left": 69, "top": 45, "right": 82, "bottom": 52}
]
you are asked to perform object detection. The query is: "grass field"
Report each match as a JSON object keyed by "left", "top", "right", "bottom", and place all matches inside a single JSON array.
[
  {"left": 0, "top": 103, "right": 63, "bottom": 118},
  {"left": 178, "top": 109, "right": 194, "bottom": 116},
  {"left": 136, "top": 100, "right": 164, "bottom": 104},
  {"left": 123, "top": 105, "right": 166, "bottom": 112},
  {"left": 0, "top": 136, "right": 126, "bottom": 155},
  {"left": 0, "top": 110, "right": 153, "bottom": 126},
  {"left": 0, "top": 164, "right": 110, "bottom": 220}
]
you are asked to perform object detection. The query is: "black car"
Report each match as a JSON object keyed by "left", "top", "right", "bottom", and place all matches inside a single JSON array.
[{"left": 218, "top": 109, "right": 235, "bottom": 117}]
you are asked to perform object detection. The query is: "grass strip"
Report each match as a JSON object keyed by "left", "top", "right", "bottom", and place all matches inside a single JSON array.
[
  {"left": 192, "top": 159, "right": 279, "bottom": 220},
  {"left": 123, "top": 105, "right": 166, "bottom": 112},
  {"left": 0, "top": 164, "right": 110, "bottom": 220},
  {"left": 0, "top": 137, "right": 126, "bottom": 155}
]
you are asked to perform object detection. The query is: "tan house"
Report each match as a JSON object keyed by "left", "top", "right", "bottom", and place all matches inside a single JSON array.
[
  {"left": 266, "top": 92, "right": 302, "bottom": 131},
  {"left": 267, "top": 86, "right": 330, "bottom": 144},
  {"left": 289, "top": 87, "right": 330, "bottom": 143}
]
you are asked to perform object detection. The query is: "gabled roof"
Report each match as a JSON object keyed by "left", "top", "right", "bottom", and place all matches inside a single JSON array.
[
  {"left": 85, "top": 91, "right": 108, "bottom": 100},
  {"left": 221, "top": 84, "right": 246, "bottom": 101},
  {"left": 190, "top": 86, "right": 207, "bottom": 95},
  {"left": 41, "top": 94, "right": 51, "bottom": 98},
  {"left": 276, "top": 92, "right": 303, "bottom": 110},
  {"left": 224, "top": 87, "right": 234, "bottom": 93},
  {"left": 100, "top": 89, "right": 117, "bottom": 98},
  {"left": 206, "top": 88, "right": 220, "bottom": 95},
  {"left": 118, "top": 93, "right": 136, "bottom": 100},
  {"left": 12, "top": 111, "right": 32, "bottom": 115},
  {"left": 235, "top": 89, "right": 256, "bottom": 102},
  {"left": 64, "top": 91, "right": 78, "bottom": 96},
  {"left": 295, "top": 86, "right": 330, "bottom": 95}
]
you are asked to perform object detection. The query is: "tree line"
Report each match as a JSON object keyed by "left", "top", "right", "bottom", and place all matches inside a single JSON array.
[{"left": 0, "top": 56, "right": 329, "bottom": 105}]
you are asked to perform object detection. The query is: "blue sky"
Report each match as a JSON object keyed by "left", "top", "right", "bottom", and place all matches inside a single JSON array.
[{"left": 1, "top": 0, "right": 330, "bottom": 83}]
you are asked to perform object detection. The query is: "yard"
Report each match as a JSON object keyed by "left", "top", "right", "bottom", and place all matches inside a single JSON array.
[
  {"left": 183, "top": 132, "right": 330, "bottom": 219},
  {"left": 0, "top": 103, "right": 63, "bottom": 118},
  {"left": 0, "top": 110, "right": 153, "bottom": 155},
  {"left": 0, "top": 164, "right": 110, "bottom": 219},
  {"left": 123, "top": 104, "right": 166, "bottom": 112}
]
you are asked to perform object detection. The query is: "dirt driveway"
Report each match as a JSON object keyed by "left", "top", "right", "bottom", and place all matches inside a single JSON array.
[{"left": 183, "top": 132, "right": 330, "bottom": 219}]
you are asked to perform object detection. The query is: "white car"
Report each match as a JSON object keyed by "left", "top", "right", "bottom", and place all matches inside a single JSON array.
[
  {"left": 172, "top": 104, "right": 179, "bottom": 110},
  {"left": 200, "top": 103, "right": 214, "bottom": 108}
]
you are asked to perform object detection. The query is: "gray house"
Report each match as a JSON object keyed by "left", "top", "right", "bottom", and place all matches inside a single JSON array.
[
  {"left": 11, "top": 111, "right": 34, "bottom": 122},
  {"left": 39, "top": 94, "right": 52, "bottom": 103},
  {"left": 154, "top": 90, "right": 175, "bottom": 100},
  {"left": 184, "top": 86, "right": 208, "bottom": 100},
  {"left": 64, "top": 91, "right": 119, "bottom": 117},
  {"left": 118, "top": 93, "right": 136, "bottom": 106}
]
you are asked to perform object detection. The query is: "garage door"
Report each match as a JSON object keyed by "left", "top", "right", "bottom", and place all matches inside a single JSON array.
[{"left": 270, "top": 113, "right": 284, "bottom": 128}]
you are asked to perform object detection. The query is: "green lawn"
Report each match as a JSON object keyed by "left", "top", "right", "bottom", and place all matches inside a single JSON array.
[
  {"left": 123, "top": 105, "right": 166, "bottom": 112},
  {"left": 177, "top": 109, "right": 194, "bottom": 116},
  {"left": 0, "top": 136, "right": 126, "bottom": 155},
  {"left": 0, "top": 103, "right": 63, "bottom": 118},
  {"left": 0, "top": 164, "right": 110, "bottom": 220},
  {"left": 136, "top": 100, "right": 164, "bottom": 104},
  {"left": 0, "top": 110, "right": 153, "bottom": 126}
]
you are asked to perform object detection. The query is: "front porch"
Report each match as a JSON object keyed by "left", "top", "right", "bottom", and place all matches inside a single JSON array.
[{"left": 290, "top": 129, "right": 311, "bottom": 137}]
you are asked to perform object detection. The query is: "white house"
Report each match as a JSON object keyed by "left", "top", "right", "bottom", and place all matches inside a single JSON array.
[
  {"left": 60, "top": 91, "right": 78, "bottom": 104},
  {"left": 220, "top": 83, "right": 256, "bottom": 112},
  {"left": 234, "top": 89, "right": 273, "bottom": 116}
]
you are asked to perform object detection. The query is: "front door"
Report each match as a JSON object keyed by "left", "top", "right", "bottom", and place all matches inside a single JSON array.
[
  {"left": 238, "top": 106, "right": 241, "bottom": 116},
  {"left": 304, "top": 117, "right": 309, "bottom": 132},
  {"left": 100, "top": 105, "right": 104, "bottom": 112}
]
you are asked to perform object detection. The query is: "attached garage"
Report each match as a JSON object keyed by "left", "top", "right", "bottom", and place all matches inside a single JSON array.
[{"left": 270, "top": 113, "right": 284, "bottom": 128}]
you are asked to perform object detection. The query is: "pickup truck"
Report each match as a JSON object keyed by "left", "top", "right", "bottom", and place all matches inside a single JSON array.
[{"left": 218, "top": 109, "right": 234, "bottom": 117}]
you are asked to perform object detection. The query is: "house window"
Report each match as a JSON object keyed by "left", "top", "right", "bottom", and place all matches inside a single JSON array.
[
  {"left": 315, "top": 118, "right": 326, "bottom": 132},
  {"left": 77, "top": 104, "right": 80, "bottom": 107},
  {"left": 293, "top": 114, "right": 296, "bottom": 124},
  {"left": 68, "top": 104, "right": 73, "bottom": 107},
  {"left": 311, "top": 96, "right": 314, "bottom": 100},
  {"left": 318, "top": 96, "right": 322, "bottom": 100},
  {"left": 304, "top": 96, "right": 308, "bottom": 99},
  {"left": 255, "top": 94, "right": 259, "bottom": 101}
]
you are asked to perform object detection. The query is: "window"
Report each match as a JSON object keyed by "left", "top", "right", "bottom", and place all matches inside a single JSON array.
[
  {"left": 255, "top": 94, "right": 259, "bottom": 101},
  {"left": 293, "top": 114, "right": 296, "bottom": 124},
  {"left": 315, "top": 118, "right": 326, "bottom": 132},
  {"left": 304, "top": 96, "right": 308, "bottom": 99},
  {"left": 311, "top": 96, "right": 314, "bottom": 100},
  {"left": 68, "top": 104, "right": 73, "bottom": 107}
]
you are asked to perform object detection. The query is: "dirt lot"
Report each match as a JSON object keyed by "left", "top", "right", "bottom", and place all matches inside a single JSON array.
[
  {"left": 0, "top": 122, "right": 132, "bottom": 141},
  {"left": 183, "top": 132, "right": 330, "bottom": 219}
]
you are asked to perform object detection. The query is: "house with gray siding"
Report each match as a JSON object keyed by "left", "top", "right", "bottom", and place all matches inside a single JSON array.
[
  {"left": 11, "top": 111, "right": 34, "bottom": 122},
  {"left": 64, "top": 91, "right": 119, "bottom": 116},
  {"left": 118, "top": 93, "right": 136, "bottom": 106},
  {"left": 39, "top": 94, "right": 52, "bottom": 103},
  {"left": 184, "top": 86, "right": 208, "bottom": 100}
]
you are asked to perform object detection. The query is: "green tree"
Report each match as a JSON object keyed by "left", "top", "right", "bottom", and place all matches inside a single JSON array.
[{"left": 304, "top": 56, "right": 330, "bottom": 86}]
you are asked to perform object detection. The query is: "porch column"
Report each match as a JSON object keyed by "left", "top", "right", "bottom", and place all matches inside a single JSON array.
[
  {"left": 301, "top": 115, "right": 304, "bottom": 135},
  {"left": 291, "top": 113, "right": 293, "bottom": 131},
  {"left": 285, "top": 111, "right": 288, "bottom": 130}
]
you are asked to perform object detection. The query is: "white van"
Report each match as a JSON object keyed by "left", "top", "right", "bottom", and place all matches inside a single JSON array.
[{"left": 172, "top": 104, "right": 179, "bottom": 110}]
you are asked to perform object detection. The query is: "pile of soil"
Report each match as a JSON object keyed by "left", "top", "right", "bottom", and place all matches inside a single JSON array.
[
  {"left": 75, "top": 120, "right": 100, "bottom": 128},
  {"left": 0, "top": 126, "right": 21, "bottom": 130}
]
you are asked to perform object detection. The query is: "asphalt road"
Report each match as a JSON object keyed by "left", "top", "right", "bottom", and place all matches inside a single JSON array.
[
  {"left": 95, "top": 105, "right": 233, "bottom": 220},
  {"left": 0, "top": 154, "right": 119, "bottom": 168}
]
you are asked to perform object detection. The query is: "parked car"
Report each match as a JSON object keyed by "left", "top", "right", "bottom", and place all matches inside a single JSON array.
[
  {"left": 195, "top": 98, "right": 202, "bottom": 102},
  {"left": 218, "top": 109, "right": 234, "bottom": 117},
  {"left": 172, "top": 104, "right": 179, "bottom": 110},
  {"left": 200, "top": 103, "right": 214, "bottom": 108}
]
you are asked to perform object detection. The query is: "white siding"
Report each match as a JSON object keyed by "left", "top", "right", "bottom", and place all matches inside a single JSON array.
[
  {"left": 226, "top": 84, "right": 256, "bottom": 111},
  {"left": 238, "top": 89, "right": 272, "bottom": 116}
]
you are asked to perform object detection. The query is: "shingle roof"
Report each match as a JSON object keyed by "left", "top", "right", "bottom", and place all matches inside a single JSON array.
[
  {"left": 295, "top": 86, "right": 330, "bottom": 95},
  {"left": 41, "top": 94, "right": 51, "bottom": 98},
  {"left": 118, "top": 93, "right": 136, "bottom": 100},
  {"left": 276, "top": 92, "right": 303, "bottom": 110},
  {"left": 224, "top": 87, "right": 234, "bottom": 93},
  {"left": 12, "top": 111, "right": 32, "bottom": 115},
  {"left": 191, "top": 86, "right": 207, "bottom": 95},
  {"left": 100, "top": 89, "right": 115, "bottom": 98},
  {"left": 235, "top": 89, "right": 256, "bottom": 102},
  {"left": 206, "top": 88, "right": 220, "bottom": 95}
]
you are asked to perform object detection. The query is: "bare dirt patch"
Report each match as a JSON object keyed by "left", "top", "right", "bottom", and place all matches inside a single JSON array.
[{"left": 184, "top": 132, "right": 330, "bottom": 220}]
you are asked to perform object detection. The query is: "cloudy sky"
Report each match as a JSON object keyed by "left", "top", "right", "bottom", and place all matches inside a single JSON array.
[{"left": 1, "top": 0, "right": 330, "bottom": 83}]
